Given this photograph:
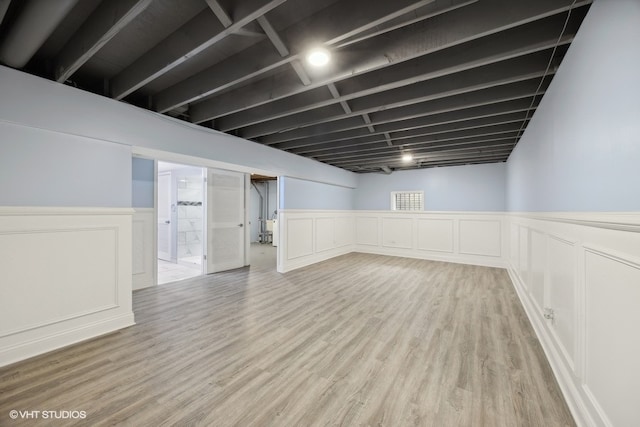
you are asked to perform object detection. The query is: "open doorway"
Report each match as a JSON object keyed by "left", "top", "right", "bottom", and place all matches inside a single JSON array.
[
  {"left": 249, "top": 174, "right": 278, "bottom": 271},
  {"left": 157, "top": 161, "right": 205, "bottom": 284}
]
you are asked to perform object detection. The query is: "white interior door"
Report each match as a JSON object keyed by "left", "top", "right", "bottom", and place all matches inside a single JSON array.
[
  {"left": 206, "top": 169, "right": 246, "bottom": 273},
  {"left": 157, "top": 171, "right": 172, "bottom": 261}
]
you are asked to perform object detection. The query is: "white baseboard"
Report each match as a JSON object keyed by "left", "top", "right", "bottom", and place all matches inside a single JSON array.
[
  {"left": 355, "top": 245, "right": 506, "bottom": 268},
  {"left": 0, "top": 313, "right": 135, "bottom": 368},
  {"left": 279, "top": 245, "right": 353, "bottom": 273}
]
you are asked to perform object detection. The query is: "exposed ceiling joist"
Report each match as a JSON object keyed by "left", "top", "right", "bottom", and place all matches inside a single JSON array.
[
  {"left": 1, "top": 0, "right": 591, "bottom": 172},
  {"left": 263, "top": 95, "right": 542, "bottom": 146},
  {"left": 329, "top": 141, "right": 516, "bottom": 166},
  {"left": 55, "top": 0, "right": 153, "bottom": 83},
  {"left": 290, "top": 113, "right": 532, "bottom": 154},
  {"left": 204, "top": 0, "right": 233, "bottom": 28},
  {"left": 308, "top": 125, "right": 525, "bottom": 160},
  {"left": 239, "top": 52, "right": 561, "bottom": 139},
  {"left": 189, "top": 0, "right": 588, "bottom": 124},
  {"left": 211, "top": 18, "right": 576, "bottom": 133},
  {"left": 256, "top": 14, "right": 311, "bottom": 85},
  {"left": 155, "top": 0, "right": 449, "bottom": 113},
  {"left": 110, "top": 0, "right": 286, "bottom": 100}
]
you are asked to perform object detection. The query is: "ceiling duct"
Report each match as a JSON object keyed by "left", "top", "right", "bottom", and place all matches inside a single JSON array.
[{"left": 0, "top": 0, "right": 78, "bottom": 68}]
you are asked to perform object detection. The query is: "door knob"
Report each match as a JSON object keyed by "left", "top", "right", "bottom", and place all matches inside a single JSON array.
[
  {"left": 238, "top": 223, "right": 244, "bottom": 227},
  {"left": 165, "top": 220, "right": 170, "bottom": 224}
]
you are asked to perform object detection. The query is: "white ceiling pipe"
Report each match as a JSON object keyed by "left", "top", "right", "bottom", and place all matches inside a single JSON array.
[{"left": 0, "top": 0, "right": 78, "bottom": 68}]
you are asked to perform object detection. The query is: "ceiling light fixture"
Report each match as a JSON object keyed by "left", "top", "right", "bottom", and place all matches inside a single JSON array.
[
  {"left": 306, "top": 47, "right": 330, "bottom": 67},
  {"left": 402, "top": 153, "right": 413, "bottom": 162}
]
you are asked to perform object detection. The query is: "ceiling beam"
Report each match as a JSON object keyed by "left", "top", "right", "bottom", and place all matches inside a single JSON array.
[
  {"left": 327, "top": 83, "right": 352, "bottom": 114},
  {"left": 330, "top": 150, "right": 516, "bottom": 169},
  {"left": 208, "top": 12, "right": 579, "bottom": 131},
  {"left": 362, "top": 114, "right": 375, "bottom": 133},
  {"left": 332, "top": 149, "right": 513, "bottom": 168},
  {"left": 269, "top": 101, "right": 539, "bottom": 148},
  {"left": 311, "top": 136, "right": 520, "bottom": 165},
  {"left": 110, "top": 0, "right": 286, "bottom": 100},
  {"left": 288, "top": 113, "right": 531, "bottom": 154},
  {"left": 306, "top": 125, "right": 524, "bottom": 160},
  {"left": 205, "top": 0, "right": 233, "bottom": 28},
  {"left": 384, "top": 133, "right": 393, "bottom": 147},
  {"left": 189, "top": 0, "right": 589, "bottom": 124},
  {"left": 55, "top": 0, "right": 153, "bottom": 83},
  {"left": 343, "top": 156, "right": 509, "bottom": 171},
  {"left": 256, "top": 15, "right": 311, "bottom": 85},
  {"left": 263, "top": 95, "right": 542, "bottom": 146},
  {"left": 327, "top": 140, "right": 516, "bottom": 166},
  {"left": 263, "top": 78, "right": 549, "bottom": 145},
  {"left": 155, "top": 0, "right": 454, "bottom": 113},
  {"left": 238, "top": 51, "right": 561, "bottom": 139}
]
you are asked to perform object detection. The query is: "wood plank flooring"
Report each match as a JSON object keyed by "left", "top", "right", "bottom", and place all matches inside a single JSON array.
[{"left": 0, "top": 253, "right": 575, "bottom": 426}]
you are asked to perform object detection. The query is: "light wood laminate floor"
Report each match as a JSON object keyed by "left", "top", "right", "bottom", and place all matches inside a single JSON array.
[{"left": 0, "top": 253, "right": 575, "bottom": 426}]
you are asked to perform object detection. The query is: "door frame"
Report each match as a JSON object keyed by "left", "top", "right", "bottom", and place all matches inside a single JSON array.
[
  {"left": 133, "top": 147, "right": 276, "bottom": 284},
  {"left": 156, "top": 170, "right": 173, "bottom": 262}
]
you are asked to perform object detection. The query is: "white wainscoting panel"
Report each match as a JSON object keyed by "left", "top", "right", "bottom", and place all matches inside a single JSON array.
[
  {"left": 315, "top": 217, "right": 334, "bottom": 253},
  {"left": 518, "top": 226, "right": 529, "bottom": 290},
  {"left": 132, "top": 209, "right": 155, "bottom": 290},
  {"left": 547, "top": 235, "right": 577, "bottom": 369},
  {"left": 381, "top": 217, "right": 413, "bottom": 249},
  {"left": 334, "top": 216, "right": 354, "bottom": 248},
  {"left": 278, "top": 211, "right": 354, "bottom": 273},
  {"left": 506, "top": 212, "right": 640, "bottom": 427},
  {"left": 529, "top": 229, "right": 546, "bottom": 312},
  {"left": 286, "top": 218, "right": 314, "bottom": 260},
  {"left": 509, "top": 222, "right": 519, "bottom": 267},
  {"left": 458, "top": 219, "right": 501, "bottom": 257},
  {"left": 0, "top": 207, "right": 135, "bottom": 367},
  {"left": 355, "top": 216, "right": 378, "bottom": 246},
  {"left": 354, "top": 211, "right": 505, "bottom": 268},
  {"left": 584, "top": 248, "right": 640, "bottom": 427},
  {"left": 417, "top": 219, "right": 454, "bottom": 253}
]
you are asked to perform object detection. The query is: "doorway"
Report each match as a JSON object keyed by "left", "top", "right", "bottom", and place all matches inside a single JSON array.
[
  {"left": 157, "top": 161, "right": 205, "bottom": 284},
  {"left": 249, "top": 174, "right": 278, "bottom": 271}
]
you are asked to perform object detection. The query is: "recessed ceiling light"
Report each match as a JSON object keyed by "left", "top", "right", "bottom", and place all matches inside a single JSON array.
[
  {"left": 306, "top": 47, "right": 330, "bottom": 67},
  {"left": 402, "top": 153, "right": 413, "bottom": 162}
]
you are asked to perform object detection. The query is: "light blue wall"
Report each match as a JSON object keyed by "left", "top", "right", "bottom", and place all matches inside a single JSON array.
[
  {"left": 0, "top": 122, "right": 131, "bottom": 207},
  {"left": 0, "top": 65, "right": 357, "bottom": 190},
  {"left": 132, "top": 157, "right": 154, "bottom": 208},
  {"left": 355, "top": 163, "right": 506, "bottom": 211},
  {"left": 280, "top": 176, "right": 355, "bottom": 210},
  {"left": 506, "top": 0, "right": 640, "bottom": 212}
]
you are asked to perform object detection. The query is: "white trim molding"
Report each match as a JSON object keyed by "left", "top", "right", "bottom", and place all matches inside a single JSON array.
[
  {"left": 0, "top": 207, "right": 135, "bottom": 367},
  {"left": 132, "top": 208, "right": 156, "bottom": 290}
]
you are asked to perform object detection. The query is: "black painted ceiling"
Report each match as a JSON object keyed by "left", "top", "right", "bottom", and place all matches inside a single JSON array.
[{"left": 0, "top": 0, "right": 591, "bottom": 173}]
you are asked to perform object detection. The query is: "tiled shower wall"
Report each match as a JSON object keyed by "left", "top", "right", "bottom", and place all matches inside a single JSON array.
[{"left": 176, "top": 172, "right": 203, "bottom": 264}]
